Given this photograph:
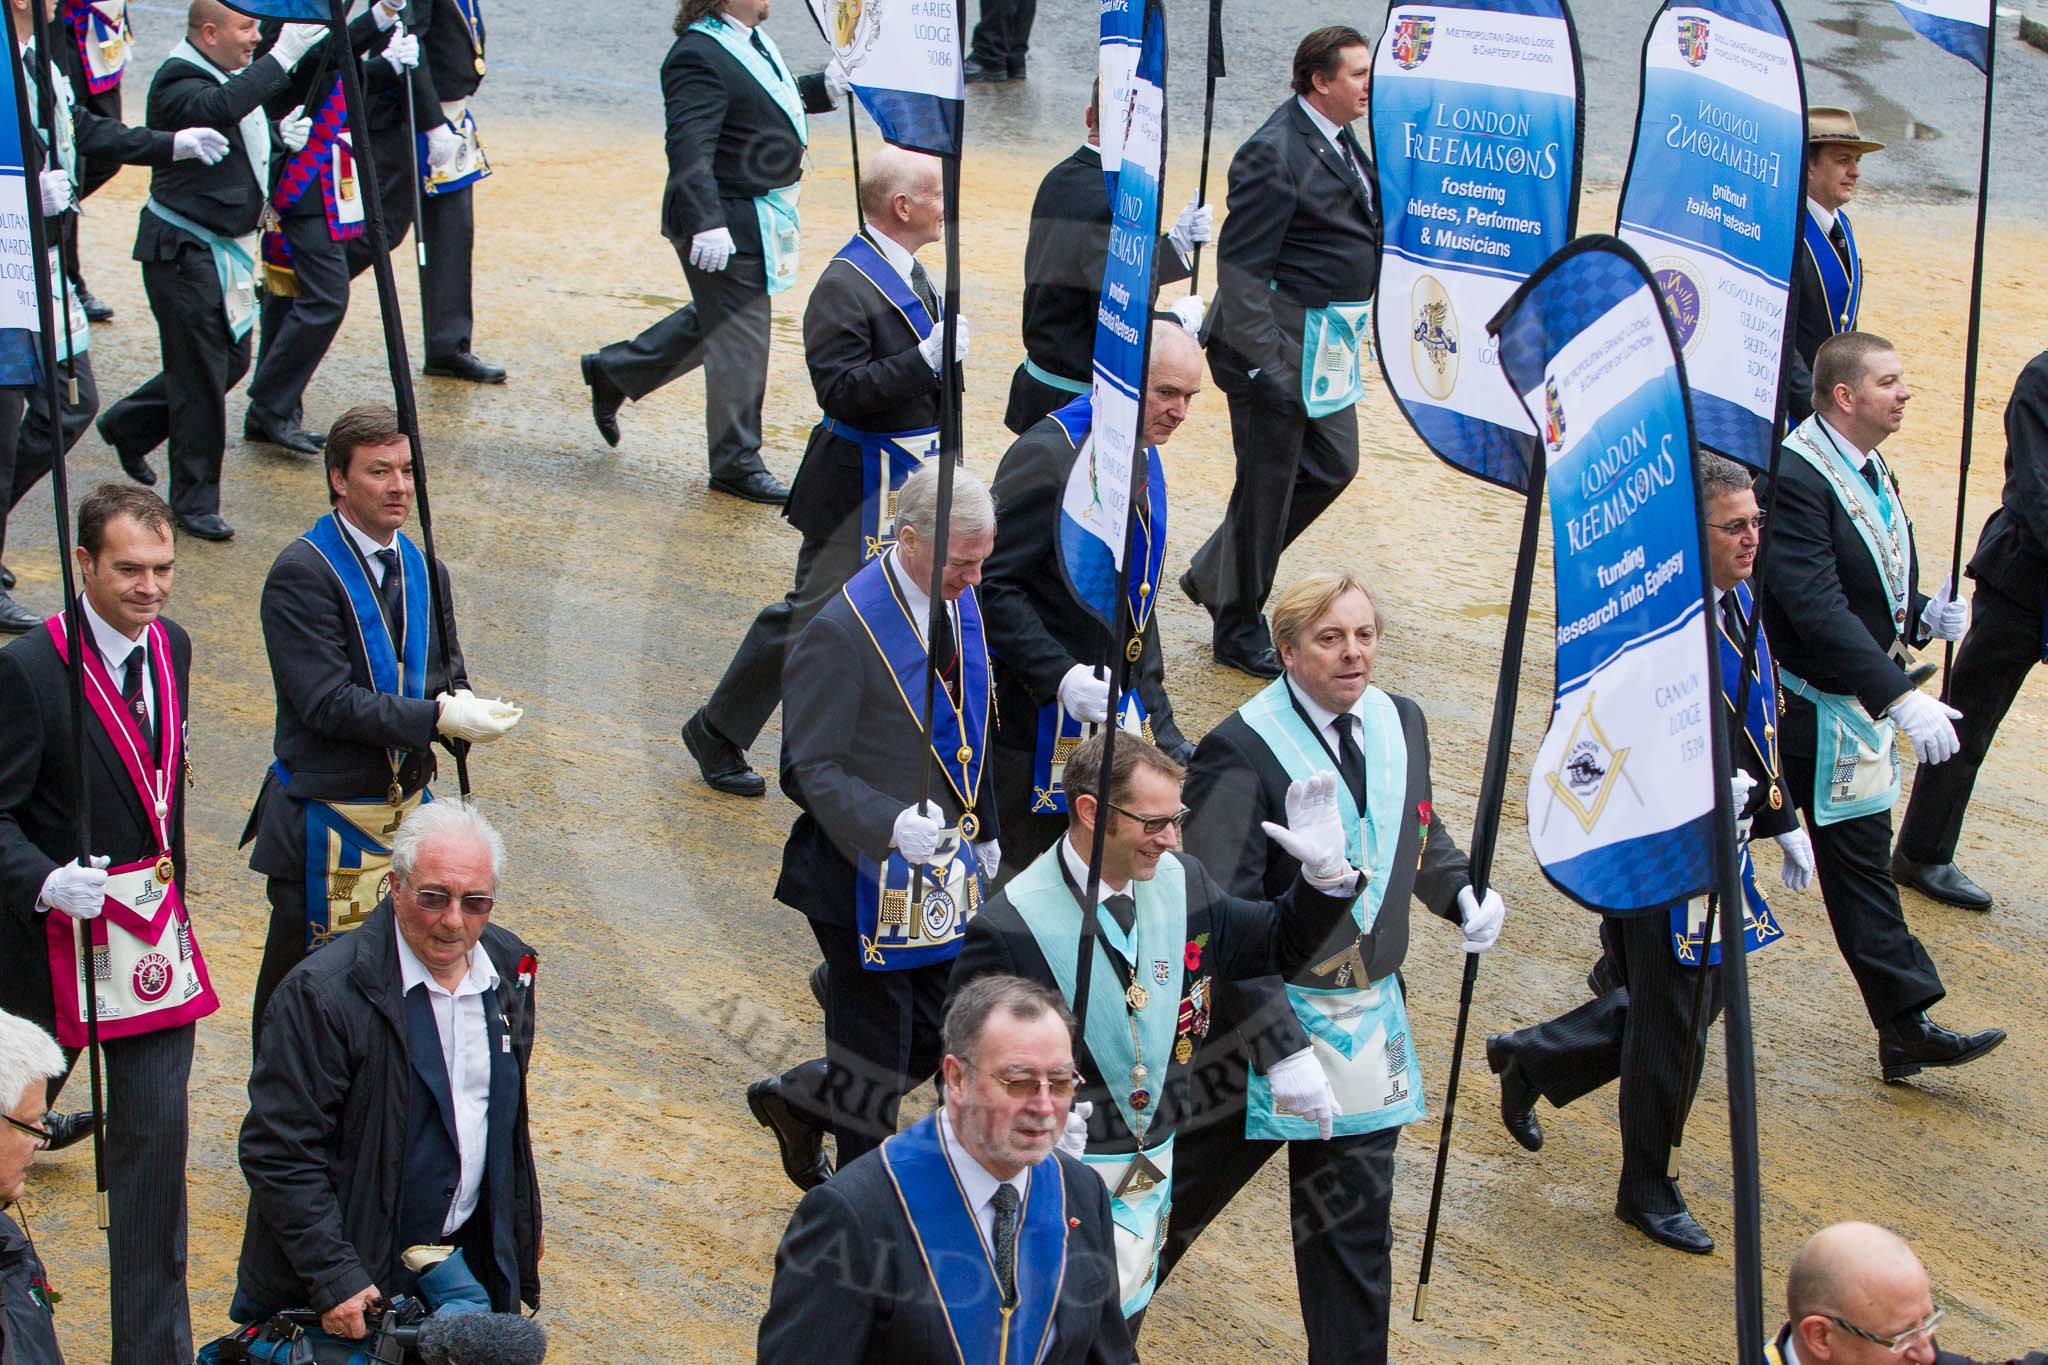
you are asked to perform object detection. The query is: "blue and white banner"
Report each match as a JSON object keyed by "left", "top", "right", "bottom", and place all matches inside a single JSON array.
[
  {"left": 218, "top": 0, "right": 327, "bottom": 18},
  {"left": 1493, "top": 237, "right": 1716, "bottom": 915},
  {"left": 1369, "top": 0, "right": 1582, "bottom": 493},
  {"left": 1060, "top": 0, "right": 1164, "bottom": 630},
  {"left": 1097, "top": 0, "right": 1147, "bottom": 194},
  {"left": 0, "top": 34, "right": 41, "bottom": 387},
  {"left": 1891, "top": 0, "right": 1990, "bottom": 71},
  {"left": 1617, "top": 0, "right": 1804, "bottom": 471},
  {"left": 806, "top": 0, "right": 965, "bottom": 156}
]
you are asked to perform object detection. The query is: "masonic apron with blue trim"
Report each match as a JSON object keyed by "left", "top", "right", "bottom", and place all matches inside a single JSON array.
[
  {"left": 1777, "top": 417, "right": 1908, "bottom": 826},
  {"left": 1238, "top": 680, "right": 1425, "bottom": 1139},
  {"left": 880, "top": 1113, "right": 1067, "bottom": 1365},
  {"left": 822, "top": 232, "right": 942, "bottom": 559},
  {"left": 1801, "top": 207, "right": 1860, "bottom": 335},
  {"left": 1300, "top": 297, "right": 1372, "bottom": 418},
  {"left": 688, "top": 16, "right": 805, "bottom": 295},
  {"left": 1008, "top": 847, "right": 1182, "bottom": 1317},
  {"left": 842, "top": 554, "right": 991, "bottom": 970},
  {"left": 283, "top": 514, "right": 434, "bottom": 949}
]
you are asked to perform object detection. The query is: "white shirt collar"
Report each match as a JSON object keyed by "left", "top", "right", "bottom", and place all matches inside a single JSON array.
[
  {"left": 885, "top": 546, "right": 944, "bottom": 642},
  {"left": 78, "top": 597, "right": 145, "bottom": 665},
  {"left": 336, "top": 509, "right": 398, "bottom": 559},
  {"left": 1296, "top": 94, "right": 1346, "bottom": 145},
  {"left": 1805, "top": 196, "right": 1838, "bottom": 236},
  {"left": 864, "top": 225, "right": 921, "bottom": 289},
  {"left": 1779, "top": 1332, "right": 1802, "bottom": 1365},
  {"left": 1284, "top": 675, "right": 1364, "bottom": 743},
  {"left": 716, "top": 6, "right": 758, "bottom": 30},
  {"left": 1077, "top": 142, "right": 1101, "bottom": 161},
  {"left": 1060, "top": 831, "right": 1130, "bottom": 900},
  {"left": 938, "top": 1108, "right": 1029, "bottom": 1219},
  {"left": 1816, "top": 415, "right": 1877, "bottom": 469},
  {"left": 395, "top": 929, "right": 499, "bottom": 999}
]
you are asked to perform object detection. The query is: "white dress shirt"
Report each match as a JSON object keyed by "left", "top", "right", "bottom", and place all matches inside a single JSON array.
[
  {"left": 864, "top": 223, "right": 923, "bottom": 292},
  {"left": 80, "top": 598, "right": 154, "bottom": 732},
  {"left": 395, "top": 931, "right": 500, "bottom": 1235},
  {"left": 1296, "top": 95, "right": 1366, "bottom": 185},
  {"left": 938, "top": 1109, "right": 1031, "bottom": 1249},
  {"left": 1805, "top": 196, "right": 1839, "bottom": 238},
  {"left": 1816, "top": 415, "right": 1884, "bottom": 480},
  {"left": 338, "top": 510, "right": 400, "bottom": 587},
  {"left": 1285, "top": 675, "right": 1365, "bottom": 768},
  {"left": 885, "top": 546, "right": 958, "bottom": 652}
]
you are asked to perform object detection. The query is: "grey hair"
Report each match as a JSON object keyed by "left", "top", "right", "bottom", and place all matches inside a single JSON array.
[
  {"left": 1698, "top": 453, "right": 1755, "bottom": 502},
  {"left": 942, "top": 975, "right": 1074, "bottom": 1064},
  {"left": 894, "top": 461, "right": 996, "bottom": 543},
  {"left": 0, "top": 1010, "right": 64, "bottom": 1117},
  {"left": 390, "top": 800, "right": 505, "bottom": 887}
]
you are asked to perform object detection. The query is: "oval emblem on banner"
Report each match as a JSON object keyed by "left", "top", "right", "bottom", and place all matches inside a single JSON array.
[
  {"left": 132, "top": 952, "right": 174, "bottom": 1003},
  {"left": 1652, "top": 262, "right": 1706, "bottom": 352},
  {"left": 1410, "top": 274, "right": 1460, "bottom": 401}
]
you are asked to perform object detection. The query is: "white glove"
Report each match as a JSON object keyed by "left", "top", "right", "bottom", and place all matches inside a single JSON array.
[
  {"left": 1168, "top": 197, "right": 1214, "bottom": 258},
  {"left": 1267, "top": 1047, "right": 1342, "bottom": 1140},
  {"left": 823, "top": 57, "right": 853, "bottom": 104},
  {"left": 919, "top": 315, "right": 969, "bottom": 370},
  {"left": 1919, "top": 576, "right": 1968, "bottom": 642},
  {"left": 1057, "top": 1099, "right": 1092, "bottom": 1160},
  {"left": 1886, "top": 690, "right": 1963, "bottom": 765},
  {"left": 270, "top": 22, "right": 328, "bottom": 71},
  {"left": 688, "top": 225, "right": 735, "bottom": 273},
  {"left": 1775, "top": 828, "right": 1814, "bottom": 893},
  {"left": 279, "top": 113, "right": 312, "bottom": 153},
  {"left": 38, "top": 169, "right": 72, "bottom": 216},
  {"left": 1167, "top": 293, "right": 1206, "bottom": 335},
  {"left": 424, "top": 122, "right": 463, "bottom": 173},
  {"left": 974, "top": 839, "right": 1001, "bottom": 882},
  {"left": 39, "top": 856, "right": 110, "bottom": 920},
  {"left": 1455, "top": 884, "right": 1506, "bottom": 954},
  {"left": 371, "top": 0, "right": 405, "bottom": 30},
  {"left": 1261, "top": 771, "right": 1354, "bottom": 890},
  {"left": 1057, "top": 664, "right": 1110, "bottom": 724},
  {"left": 891, "top": 802, "right": 943, "bottom": 864},
  {"left": 381, "top": 26, "right": 420, "bottom": 74},
  {"left": 173, "top": 128, "right": 231, "bottom": 165},
  {"left": 1730, "top": 770, "right": 1758, "bottom": 844},
  {"left": 434, "top": 689, "right": 523, "bottom": 744}
]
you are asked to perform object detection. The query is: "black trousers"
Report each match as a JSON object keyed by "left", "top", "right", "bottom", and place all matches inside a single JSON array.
[
  {"left": 251, "top": 873, "right": 310, "bottom": 1050},
  {"left": 420, "top": 182, "right": 475, "bottom": 361},
  {"left": 969, "top": 0, "right": 1037, "bottom": 69},
  {"left": 1186, "top": 386, "right": 1358, "bottom": 653},
  {"left": 101, "top": 243, "right": 253, "bottom": 521},
  {"left": 74, "top": 80, "right": 123, "bottom": 199},
  {"left": 50, "top": 1022, "right": 195, "bottom": 1365},
  {"left": 1896, "top": 579, "right": 2044, "bottom": 865},
  {"left": 1497, "top": 913, "right": 1720, "bottom": 1214},
  {"left": 0, "top": 351, "right": 99, "bottom": 562},
  {"left": 781, "top": 916, "right": 948, "bottom": 1168},
  {"left": 1781, "top": 692, "right": 1944, "bottom": 1028},
  {"left": 589, "top": 238, "right": 773, "bottom": 484},
  {"left": 1156, "top": 1070, "right": 1399, "bottom": 1365}
]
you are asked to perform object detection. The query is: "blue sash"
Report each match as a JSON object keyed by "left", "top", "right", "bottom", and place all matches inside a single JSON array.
[
  {"left": 1299, "top": 298, "right": 1372, "bottom": 418},
  {"left": 879, "top": 1114, "right": 1066, "bottom": 1363},
  {"left": 1237, "top": 681, "right": 1425, "bottom": 1139},
  {"left": 302, "top": 513, "right": 429, "bottom": 706},
  {"left": 1801, "top": 208, "right": 1860, "bottom": 335}
]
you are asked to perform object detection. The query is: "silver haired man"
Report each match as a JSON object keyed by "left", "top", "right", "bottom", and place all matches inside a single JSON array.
[{"left": 1, "top": 1010, "right": 68, "bottom": 1365}]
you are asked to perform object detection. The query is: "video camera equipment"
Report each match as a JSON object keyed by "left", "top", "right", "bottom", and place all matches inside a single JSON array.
[{"left": 204, "top": 1297, "right": 546, "bottom": 1364}]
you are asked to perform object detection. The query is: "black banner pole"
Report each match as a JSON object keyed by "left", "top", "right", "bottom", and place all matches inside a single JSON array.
[{"left": 1187, "top": 0, "right": 1221, "bottom": 297}]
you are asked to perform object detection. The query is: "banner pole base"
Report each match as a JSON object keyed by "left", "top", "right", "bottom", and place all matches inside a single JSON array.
[
  {"left": 1412, "top": 1283, "right": 1429, "bottom": 1321},
  {"left": 96, "top": 1191, "right": 108, "bottom": 1229},
  {"left": 1667, "top": 1143, "right": 1681, "bottom": 1180}
]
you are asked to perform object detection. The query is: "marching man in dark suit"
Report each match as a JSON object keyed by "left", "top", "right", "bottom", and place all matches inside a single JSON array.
[
  {"left": 950, "top": 728, "right": 1363, "bottom": 1326},
  {"left": 746, "top": 463, "right": 1001, "bottom": 1187},
  {"left": 682, "top": 145, "right": 962, "bottom": 796},
  {"left": 1165, "top": 571, "right": 1504, "bottom": 1362},
  {"left": 757, "top": 975, "right": 1134, "bottom": 1364},
  {"left": 0, "top": 484, "right": 217, "bottom": 1365},
  {"left": 1487, "top": 456, "right": 1814, "bottom": 1257},
  {"left": 1761, "top": 332, "right": 2003, "bottom": 1081},
  {"left": 1004, "top": 93, "right": 1208, "bottom": 435},
  {"left": 982, "top": 321, "right": 1202, "bottom": 883},
  {"left": 412, "top": 0, "right": 502, "bottom": 384},
  {"left": 1183, "top": 26, "right": 1379, "bottom": 679},
  {"left": 1893, "top": 348, "right": 2048, "bottom": 911},
  {"left": 243, "top": 402, "right": 520, "bottom": 1043},
  {"left": 1787, "top": 108, "right": 1881, "bottom": 424},
  {"left": 96, "top": 2, "right": 328, "bottom": 546},
  {"left": 581, "top": 0, "right": 851, "bottom": 505}
]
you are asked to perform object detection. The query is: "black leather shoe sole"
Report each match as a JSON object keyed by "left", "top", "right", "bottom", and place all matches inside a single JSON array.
[
  {"left": 43, "top": 1110, "right": 97, "bottom": 1152},
  {"left": 1881, "top": 1027, "right": 2005, "bottom": 1083},
  {"left": 809, "top": 962, "right": 829, "bottom": 1012},
  {"left": 176, "top": 513, "right": 235, "bottom": 542},
  {"left": 681, "top": 713, "right": 766, "bottom": 797},
  {"left": 708, "top": 472, "right": 792, "bottom": 506},
  {"left": 1178, "top": 569, "right": 1210, "bottom": 614},
  {"left": 1213, "top": 644, "right": 1283, "bottom": 679},
  {"left": 0, "top": 593, "right": 38, "bottom": 633},
  {"left": 581, "top": 353, "right": 623, "bottom": 448},
  {"left": 1616, "top": 1201, "right": 1714, "bottom": 1254},
  {"left": 117, "top": 454, "right": 159, "bottom": 486},
  {"left": 243, "top": 422, "right": 320, "bottom": 456},
  {"left": 425, "top": 354, "right": 508, "bottom": 384},
  {"left": 1485, "top": 1034, "right": 1544, "bottom": 1152},
  {"left": 0, "top": 563, "right": 14, "bottom": 590},
  {"left": 1892, "top": 857, "right": 1993, "bottom": 911},
  {"left": 747, "top": 1079, "right": 832, "bottom": 1192}
]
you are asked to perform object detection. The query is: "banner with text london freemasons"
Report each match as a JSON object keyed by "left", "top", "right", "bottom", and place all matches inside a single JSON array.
[
  {"left": 1059, "top": 0, "right": 1164, "bottom": 629},
  {"left": 0, "top": 25, "right": 43, "bottom": 387},
  {"left": 806, "top": 0, "right": 965, "bottom": 156},
  {"left": 1369, "top": 0, "right": 1583, "bottom": 493},
  {"left": 1492, "top": 236, "right": 1716, "bottom": 914},
  {"left": 1616, "top": 0, "right": 1805, "bottom": 471},
  {"left": 1097, "top": 0, "right": 1150, "bottom": 195}
]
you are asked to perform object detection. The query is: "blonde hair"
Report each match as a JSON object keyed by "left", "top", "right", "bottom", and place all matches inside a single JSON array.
[{"left": 1269, "top": 571, "right": 1384, "bottom": 651}]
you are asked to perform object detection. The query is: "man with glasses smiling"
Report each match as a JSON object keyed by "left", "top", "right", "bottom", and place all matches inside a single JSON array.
[{"left": 0, "top": 1008, "right": 70, "bottom": 1365}]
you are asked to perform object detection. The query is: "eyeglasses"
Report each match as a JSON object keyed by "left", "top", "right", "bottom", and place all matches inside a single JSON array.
[
  {"left": 3, "top": 1114, "right": 52, "bottom": 1149},
  {"left": 966, "top": 1063, "right": 1086, "bottom": 1101},
  {"left": 409, "top": 887, "right": 496, "bottom": 916},
  {"left": 1708, "top": 513, "right": 1768, "bottom": 536},
  {"left": 1105, "top": 802, "right": 1191, "bottom": 837},
  {"left": 1827, "top": 1306, "right": 1944, "bottom": 1354}
]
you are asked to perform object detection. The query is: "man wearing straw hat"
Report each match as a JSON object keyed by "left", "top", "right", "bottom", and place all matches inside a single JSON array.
[{"left": 1788, "top": 107, "right": 1883, "bottom": 424}]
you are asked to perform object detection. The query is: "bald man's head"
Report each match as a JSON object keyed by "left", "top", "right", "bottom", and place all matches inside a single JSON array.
[
  {"left": 188, "top": 0, "right": 262, "bottom": 69},
  {"left": 1787, "top": 1223, "right": 1940, "bottom": 1362},
  {"left": 860, "top": 146, "right": 945, "bottom": 251},
  {"left": 1141, "top": 321, "right": 1204, "bottom": 446}
]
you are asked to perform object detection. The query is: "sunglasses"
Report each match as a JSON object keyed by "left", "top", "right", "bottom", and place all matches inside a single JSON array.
[
  {"left": 966, "top": 1063, "right": 1086, "bottom": 1101},
  {"left": 410, "top": 887, "right": 496, "bottom": 916},
  {"left": 1105, "top": 802, "right": 1191, "bottom": 838},
  {"left": 3, "top": 1114, "right": 51, "bottom": 1149}
]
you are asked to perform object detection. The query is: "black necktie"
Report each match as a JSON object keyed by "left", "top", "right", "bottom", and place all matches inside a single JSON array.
[
  {"left": 929, "top": 606, "right": 959, "bottom": 704},
  {"left": 909, "top": 257, "right": 939, "bottom": 320},
  {"left": 1338, "top": 127, "right": 1374, "bottom": 211},
  {"left": 1103, "top": 893, "right": 1136, "bottom": 939},
  {"left": 1860, "top": 459, "right": 1883, "bottom": 495},
  {"left": 1334, "top": 714, "right": 1366, "bottom": 808},
  {"left": 121, "top": 645, "right": 154, "bottom": 750},
  {"left": 1721, "top": 592, "right": 1742, "bottom": 639},
  {"left": 375, "top": 548, "right": 403, "bottom": 634},
  {"left": 990, "top": 1183, "right": 1020, "bottom": 1303},
  {"left": 749, "top": 28, "right": 782, "bottom": 80},
  {"left": 1828, "top": 218, "right": 1850, "bottom": 270}
]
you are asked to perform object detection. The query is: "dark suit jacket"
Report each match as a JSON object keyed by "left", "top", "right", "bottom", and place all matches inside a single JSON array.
[
  {"left": 257, "top": 6, "right": 409, "bottom": 151},
  {"left": 757, "top": 1135, "right": 1132, "bottom": 1364},
  {"left": 134, "top": 49, "right": 293, "bottom": 254},
  {"left": 0, "top": 615, "right": 192, "bottom": 1028},
  {"left": 1965, "top": 348, "right": 2048, "bottom": 610},
  {"left": 1180, "top": 690, "right": 1467, "bottom": 1069},
  {"left": 947, "top": 849, "right": 1351, "bottom": 1155},
  {"left": 24, "top": 38, "right": 173, "bottom": 185},
  {"left": 783, "top": 241, "right": 944, "bottom": 541},
  {"left": 775, "top": 567, "right": 999, "bottom": 928},
  {"left": 245, "top": 527, "right": 467, "bottom": 878},
  {"left": 1205, "top": 98, "right": 1379, "bottom": 407},
  {"left": 659, "top": 23, "right": 832, "bottom": 247},
  {"left": 1759, "top": 437, "right": 1932, "bottom": 716},
  {"left": 980, "top": 413, "right": 1183, "bottom": 767},
  {"left": 1784, "top": 211, "right": 1856, "bottom": 424},
  {"left": 416, "top": 0, "right": 483, "bottom": 112}
]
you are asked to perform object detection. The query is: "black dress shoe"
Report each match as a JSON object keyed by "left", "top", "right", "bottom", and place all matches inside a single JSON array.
[
  {"left": 75, "top": 285, "right": 113, "bottom": 323},
  {"left": 244, "top": 411, "right": 321, "bottom": 456},
  {"left": 98, "top": 417, "right": 161, "bottom": 486},
  {"left": 809, "top": 961, "right": 829, "bottom": 1011},
  {"left": 681, "top": 710, "right": 766, "bottom": 797},
  {"left": 0, "top": 563, "right": 14, "bottom": 590},
  {"left": 1904, "top": 659, "right": 1940, "bottom": 688},
  {"left": 176, "top": 512, "right": 235, "bottom": 542},
  {"left": 43, "top": 1110, "right": 97, "bottom": 1152},
  {"left": 1586, "top": 951, "right": 1623, "bottom": 999},
  {"left": 1214, "top": 641, "right": 1283, "bottom": 679},
  {"left": 1178, "top": 568, "right": 1211, "bottom": 615},
  {"left": 1892, "top": 855, "right": 1993, "bottom": 911},
  {"left": 962, "top": 58, "right": 1007, "bottom": 83},
  {"left": 748, "top": 1075, "right": 832, "bottom": 1192},
  {"left": 1007, "top": 59, "right": 1027, "bottom": 79},
  {"left": 581, "top": 353, "right": 623, "bottom": 448},
  {"left": 425, "top": 351, "right": 507, "bottom": 384},
  {"left": 1878, "top": 1013, "right": 2005, "bottom": 1083},
  {"left": 0, "top": 590, "right": 38, "bottom": 633},
  {"left": 1616, "top": 1199, "right": 1714, "bottom": 1254},
  {"left": 708, "top": 469, "right": 791, "bottom": 505},
  {"left": 1485, "top": 1033, "right": 1544, "bottom": 1152}
]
